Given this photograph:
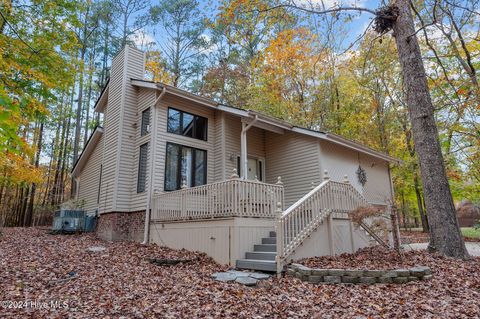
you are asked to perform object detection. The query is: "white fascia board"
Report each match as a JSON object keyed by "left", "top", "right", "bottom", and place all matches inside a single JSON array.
[{"left": 93, "top": 85, "right": 109, "bottom": 113}]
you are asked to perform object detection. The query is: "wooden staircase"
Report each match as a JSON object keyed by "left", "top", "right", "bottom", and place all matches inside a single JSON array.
[{"left": 236, "top": 175, "right": 391, "bottom": 274}]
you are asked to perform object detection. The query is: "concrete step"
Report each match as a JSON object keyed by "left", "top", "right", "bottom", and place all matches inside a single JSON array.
[
  {"left": 269, "top": 231, "right": 276, "bottom": 238},
  {"left": 245, "top": 251, "right": 276, "bottom": 261},
  {"left": 236, "top": 259, "right": 276, "bottom": 272},
  {"left": 254, "top": 244, "right": 277, "bottom": 252},
  {"left": 262, "top": 237, "right": 276, "bottom": 244}
]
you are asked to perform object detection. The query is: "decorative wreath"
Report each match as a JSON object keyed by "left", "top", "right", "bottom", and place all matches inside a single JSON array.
[{"left": 356, "top": 165, "right": 367, "bottom": 187}]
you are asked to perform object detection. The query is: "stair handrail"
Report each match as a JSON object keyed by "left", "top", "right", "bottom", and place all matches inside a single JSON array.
[{"left": 275, "top": 175, "right": 369, "bottom": 274}]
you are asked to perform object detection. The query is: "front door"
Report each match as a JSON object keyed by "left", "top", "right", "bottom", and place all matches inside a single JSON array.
[
  {"left": 247, "top": 158, "right": 258, "bottom": 180},
  {"left": 237, "top": 156, "right": 264, "bottom": 181}
]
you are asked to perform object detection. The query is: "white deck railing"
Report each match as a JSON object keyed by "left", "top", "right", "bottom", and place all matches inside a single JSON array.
[
  {"left": 151, "top": 179, "right": 284, "bottom": 222},
  {"left": 276, "top": 174, "right": 368, "bottom": 273}
]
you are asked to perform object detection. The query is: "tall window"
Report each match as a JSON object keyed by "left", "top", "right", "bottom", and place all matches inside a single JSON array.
[
  {"left": 141, "top": 108, "right": 150, "bottom": 136},
  {"left": 165, "top": 143, "right": 207, "bottom": 191},
  {"left": 167, "top": 108, "right": 207, "bottom": 141},
  {"left": 137, "top": 143, "right": 149, "bottom": 193}
]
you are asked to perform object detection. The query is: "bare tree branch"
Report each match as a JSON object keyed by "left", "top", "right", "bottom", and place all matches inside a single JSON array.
[{"left": 0, "top": 9, "right": 38, "bottom": 54}]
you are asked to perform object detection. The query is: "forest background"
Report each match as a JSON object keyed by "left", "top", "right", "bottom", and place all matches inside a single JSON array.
[{"left": 0, "top": 0, "right": 478, "bottom": 230}]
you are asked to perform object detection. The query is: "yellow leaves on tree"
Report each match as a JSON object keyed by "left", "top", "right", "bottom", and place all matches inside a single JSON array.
[
  {"left": 0, "top": 152, "right": 42, "bottom": 186},
  {"left": 145, "top": 50, "right": 173, "bottom": 84},
  {"left": 250, "top": 28, "right": 328, "bottom": 127}
]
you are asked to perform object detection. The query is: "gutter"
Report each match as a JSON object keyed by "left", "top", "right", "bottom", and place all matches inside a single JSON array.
[{"left": 142, "top": 86, "right": 167, "bottom": 245}]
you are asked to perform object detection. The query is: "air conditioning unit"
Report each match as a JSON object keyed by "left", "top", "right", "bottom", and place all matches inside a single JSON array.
[
  {"left": 146, "top": 124, "right": 151, "bottom": 133},
  {"left": 52, "top": 210, "right": 86, "bottom": 233}
]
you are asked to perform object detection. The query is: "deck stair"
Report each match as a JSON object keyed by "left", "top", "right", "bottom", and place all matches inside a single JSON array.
[
  {"left": 236, "top": 231, "right": 277, "bottom": 272},
  {"left": 236, "top": 173, "right": 390, "bottom": 274}
]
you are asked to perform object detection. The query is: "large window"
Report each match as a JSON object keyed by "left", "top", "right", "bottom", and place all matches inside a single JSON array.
[
  {"left": 165, "top": 143, "right": 207, "bottom": 191},
  {"left": 141, "top": 108, "right": 150, "bottom": 136},
  {"left": 137, "top": 143, "right": 149, "bottom": 193},
  {"left": 167, "top": 108, "right": 207, "bottom": 141}
]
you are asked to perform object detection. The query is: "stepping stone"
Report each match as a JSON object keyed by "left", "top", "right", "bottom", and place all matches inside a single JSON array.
[
  {"left": 214, "top": 272, "right": 237, "bottom": 282},
  {"left": 227, "top": 270, "right": 250, "bottom": 277},
  {"left": 235, "top": 276, "right": 258, "bottom": 286},
  {"left": 249, "top": 272, "right": 270, "bottom": 280},
  {"left": 86, "top": 246, "right": 106, "bottom": 252}
]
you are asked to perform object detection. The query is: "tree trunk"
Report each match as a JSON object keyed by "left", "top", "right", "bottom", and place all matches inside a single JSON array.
[
  {"left": 413, "top": 170, "right": 429, "bottom": 232},
  {"left": 83, "top": 48, "right": 96, "bottom": 147},
  {"left": 392, "top": 0, "right": 468, "bottom": 258},
  {"left": 72, "top": 45, "right": 85, "bottom": 197},
  {"left": 24, "top": 120, "right": 44, "bottom": 226}
]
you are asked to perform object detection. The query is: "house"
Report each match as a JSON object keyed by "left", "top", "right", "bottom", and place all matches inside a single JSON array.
[{"left": 72, "top": 46, "right": 398, "bottom": 272}]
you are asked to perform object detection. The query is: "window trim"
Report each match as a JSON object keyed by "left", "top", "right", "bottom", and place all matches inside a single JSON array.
[
  {"left": 137, "top": 142, "right": 149, "bottom": 193},
  {"left": 167, "top": 107, "right": 208, "bottom": 141},
  {"left": 164, "top": 142, "right": 207, "bottom": 191}
]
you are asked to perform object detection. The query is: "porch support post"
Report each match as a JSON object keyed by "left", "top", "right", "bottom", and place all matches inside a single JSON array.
[
  {"left": 240, "top": 115, "right": 258, "bottom": 179},
  {"left": 241, "top": 122, "right": 248, "bottom": 180}
]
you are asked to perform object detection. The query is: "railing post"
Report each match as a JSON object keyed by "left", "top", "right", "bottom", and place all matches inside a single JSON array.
[
  {"left": 276, "top": 176, "right": 283, "bottom": 186},
  {"left": 230, "top": 168, "right": 239, "bottom": 179},
  {"left": 181, "top": 179, "right": 187, "bottom": 219},
  {"left": 276, "top": 176, "right": 284, "bottom": 212},
  {"left": 323, "top": 170, "right": 330, "bottom": 181},
  {"left": 275, "top": 201, "right": 283, "bottom": 277}
]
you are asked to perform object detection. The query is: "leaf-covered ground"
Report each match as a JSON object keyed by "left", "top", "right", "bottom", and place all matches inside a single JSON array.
[
  {"left": 1, "top": 228, "right": 479, "bottom": 318},
  {"left": 401, "top": 230, "right": 480, "bottom": 243}
]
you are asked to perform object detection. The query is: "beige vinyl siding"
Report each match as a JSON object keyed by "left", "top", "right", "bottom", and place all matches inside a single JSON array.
[
  {"left": 99, "top": 46, "right": 145, "bottom": 214},
  {"left": 152, "top": 94, "right": 216, "bottom": 193},
  {"left": 150, "top": 217, "right": 274, "bottom": 265},
  {"left": 224, "top": 114, "right": 266, "bottom": 177},
  {"left": 99, "top": 49, "right": 125, "bottom": 213},
  {"left": 319, "top": 140, "right": 392, "bottom": 204},
  {"left": 213, "top": 111, "right": 226, "bottom": 181},
  {"left": 265, "top": 130, "right": 321, "bottom": 207},
  {"left": 77, "top": 135, "right": 103, "bottom": 212},
  {"left": 130, "top": 88, "right": 155, "bottom": 211},
  {"left": 114, "top": 47, "right": 145, "bottom": 212}
]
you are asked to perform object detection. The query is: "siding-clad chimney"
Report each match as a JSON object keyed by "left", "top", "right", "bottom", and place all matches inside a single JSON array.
[{"left": 100, "top": 45, "right": 146, "bottom": 213}]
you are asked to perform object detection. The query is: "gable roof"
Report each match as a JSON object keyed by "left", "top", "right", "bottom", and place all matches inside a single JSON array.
[
  {"left": 131, "top": 79, "right": 399, "bottom": 164},
  {"left": 71, "top": 126, "right": 104, "bottom": 177}
]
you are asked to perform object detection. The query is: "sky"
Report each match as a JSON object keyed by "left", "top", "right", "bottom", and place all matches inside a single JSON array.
[{"left": 134, "top": 0, "right": 384, "bottom": 52}]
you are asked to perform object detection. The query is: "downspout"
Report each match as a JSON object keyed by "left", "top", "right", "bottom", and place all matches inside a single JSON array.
[
  {"left": 75, "top": 177, "right": 81, "bottom": 201},
  {"left": 142, "top": 86, "right": 166, "bottom": 245},
  {"left": 240, "top": 115, "right": 258, "bottom": 179}
]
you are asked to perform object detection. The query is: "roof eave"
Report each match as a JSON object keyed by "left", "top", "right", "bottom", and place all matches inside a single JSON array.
[
  {"left": 326, "top": 133, "right": 401, "bottom": 163},
  {"left": 71, "top": 127, "right": 104, "bottom": 177},
  {"left": 130, "top": 79, "right": 218, "bottom": 109},
  {"left": 128, "top": 79, "right": 400, "bottom": 164},
  {"left": 292, "top": 127, "right": 400, "bottom": 163},
  {"left": 93, "top": 84, "right": 109, "bottom": 113}
]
